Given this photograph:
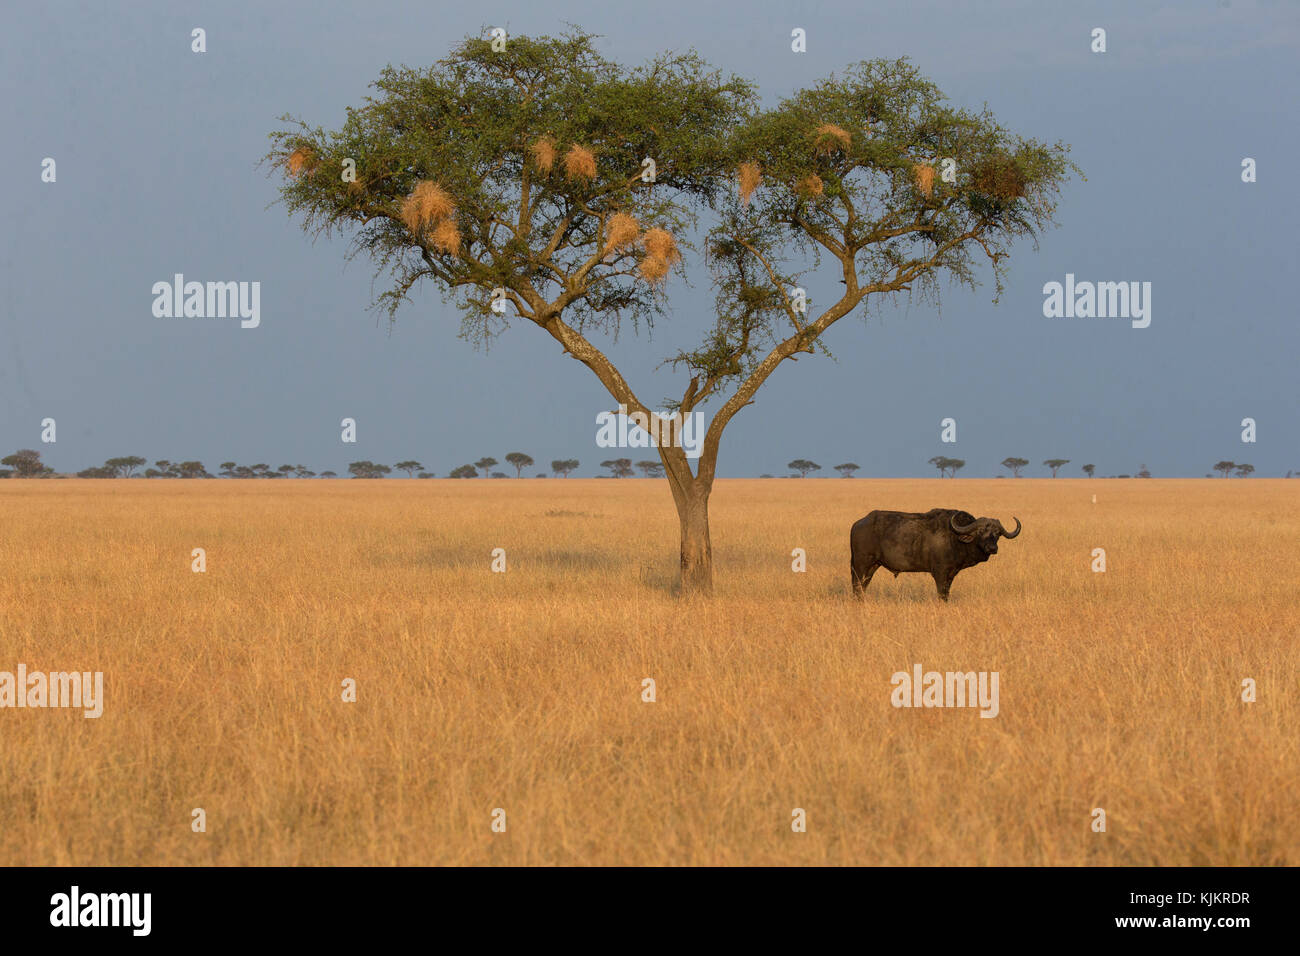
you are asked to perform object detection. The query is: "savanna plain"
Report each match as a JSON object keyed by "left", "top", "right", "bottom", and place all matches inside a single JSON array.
[{"left": 1, "top": 478, "right": 1295, "bottom": 865}]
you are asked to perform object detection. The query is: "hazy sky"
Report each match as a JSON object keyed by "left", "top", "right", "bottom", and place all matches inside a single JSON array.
[{"left": 4, "top": 0, "right": 1297, "bottom": 478}]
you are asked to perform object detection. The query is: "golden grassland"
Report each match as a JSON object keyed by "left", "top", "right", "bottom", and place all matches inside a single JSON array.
[{"left": 0, "top": 477, "right": 1296, "bottom": 866}]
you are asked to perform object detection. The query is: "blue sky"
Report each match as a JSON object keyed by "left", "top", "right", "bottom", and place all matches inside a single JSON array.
[{"left": 3, "top": 0, "right": 1297, "bottom": 477}]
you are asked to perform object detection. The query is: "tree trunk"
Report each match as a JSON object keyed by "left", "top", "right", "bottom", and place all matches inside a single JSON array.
[
  {"left": 677, "top": 486, "right": 713, "bottom": 595},
  {"left": 664, "top": 453, "right": 713, "bottom": 595}
]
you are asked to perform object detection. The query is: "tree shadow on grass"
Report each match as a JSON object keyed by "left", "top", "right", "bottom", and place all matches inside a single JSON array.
[{"left": 367, "top": 545, "right": 671, "bottom": 580}]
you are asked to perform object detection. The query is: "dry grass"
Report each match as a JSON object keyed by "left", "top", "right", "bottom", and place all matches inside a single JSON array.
[
  {"left": 0, "top": 478, "right": 1295, "bottom": 866},
  {"left": 530, "top": 137, "right": 556, "bottom": 174},
  {"left": 797, "top": 173, "right": 824, "bottom": 198},
  {"left": 285, "top": 146, "right": 315, "bottom": 177},
  {"left": 738, "top": 162, "right": 761, "bottom": 205},
  {"left": 564, "top": 144, "right": 597, "bottom": 181},
  {"left": 638, "top": 256, "right": 670, "bottom": 283},
  {"left": 913, "top": 163, "right": 936, "bottom": 197},
  {"left": 641, "top": 227, "right": 680, "bottom": 264},
  {"left": 605, "top": 212, "right": 639, "bottom": 253},
  {"left": 973, "top": 155, "right": 1028, "bottom": 200},
  {"left": 400, "top": 181, "right": 455, "bottom": 234},
  {"left": 430, "top": 219, "right": 461, "bottom": 256},
  {"left": 639, "top": 227, "right": 682, "bottom": 284},
  {"left": 813, "top": 123, "right": 852, "bottom": 153}
]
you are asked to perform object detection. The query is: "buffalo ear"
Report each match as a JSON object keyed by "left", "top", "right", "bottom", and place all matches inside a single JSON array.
[{"left": 955, "top": 532, "right": 976, "bottom": 544}]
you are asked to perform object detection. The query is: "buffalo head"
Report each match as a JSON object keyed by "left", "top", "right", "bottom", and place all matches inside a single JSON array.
[{"left": 950, "top": 514, "right": 1022, "bottom": 554}]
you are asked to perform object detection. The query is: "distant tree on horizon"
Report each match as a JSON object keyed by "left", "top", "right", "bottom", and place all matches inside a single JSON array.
[
  {"left": 348, "top": 461, "right": 391, "bottom": 478},
  {"left": 834, "top": 462, "right": 860, "bottom": 478},
  {"left": 394, "top": 460, "right": 424, "bottom": 477},
  {"left": 1043, "top": 458, "right": 1069, "bottom": 477},
  {"left": 788, "top": 459, "right": 821, "bottom": 478},
  {"left": 1001, "top": 457, "right": 1029, "bottom": 478},
  {"left": 929, "top": 455, "right": 964, "bottom": 478},
  {"left": 105, "top": 455, "right": 147, "bottom": 478},
  {"left": 474, "top": 457, "right": 498, "bottom": 477},
  {"left": 1235, "top": 463, "right": 1254, "bottom": 478},
  {"left": 551, "top": 459, "right": 580, "bottom": 478},
  {"left": 601, "top": 458, "right": 634, "bottom": 478},
  {"left": 505, "top": 452, "right": 534, "bottom": 477},
  {"left": 1082, "top": 463, "right": 1095, "bottom": 478},
  {"left": 2, "top": 449, "right": 46, "bottom": 478},
  {"left": 636, "top": 460, "right": 665, "bottom": 478},
  {"left": 1213, "top": 460, "right": 1236, "bottom": 478},
  {"left": 1137, "top": 464, "right": 1152, "bottom": 478},
  {"left": 449, "top": 464, "right": 477, "bottom": 479}
]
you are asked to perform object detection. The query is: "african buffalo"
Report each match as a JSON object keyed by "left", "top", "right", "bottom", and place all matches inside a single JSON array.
[{"left": 850, "top": 508, "right": 1021, "bottom": 601}]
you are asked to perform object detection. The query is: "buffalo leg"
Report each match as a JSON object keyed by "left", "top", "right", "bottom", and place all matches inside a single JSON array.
[
  {"left": 932, "top": 570, "right": 956, "bottom": 602},
  {"left": 852, "top": 560, "right": 879, "bottom": 597}
]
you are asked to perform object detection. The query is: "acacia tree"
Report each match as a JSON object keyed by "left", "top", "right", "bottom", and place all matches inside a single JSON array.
[
  {"left": 788, "top": 459, "right": 821, "bottom": 478},
  {"left": 106, "top": 455, "right": 147, "bottom": 478},
  {"left": 1082, "top": 463, "right": 1095, "bottom": 478},
  {"left": 2, "top": 449, "right": 45, "bottom": 478},
  {"left": 269, "top": 31, "right": 1076, "bottom": 593},
  {"left": 1002, "top": 457, "right": 1029, "bottom": 478},
  {"left": 505, "top": 452, "right": 534, "bottom": 477},
  {"left": 834, "top": 462, "right": 860, "bottom": 477},
  {"left": 1043, "top": 458, "right": 1069, "bottom": 477}
]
